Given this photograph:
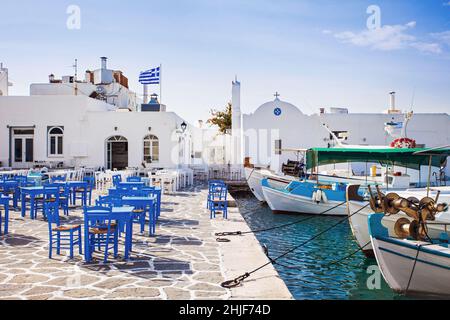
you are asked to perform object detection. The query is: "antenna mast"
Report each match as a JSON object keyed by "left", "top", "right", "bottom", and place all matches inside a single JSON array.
[{"left": 73, "top": 59, "right": 78, "bottom": 96}]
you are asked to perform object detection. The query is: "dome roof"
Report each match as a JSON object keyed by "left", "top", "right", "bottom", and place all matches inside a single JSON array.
[{"left": 253, "top": 98, "right": 303, "bottom": 116}]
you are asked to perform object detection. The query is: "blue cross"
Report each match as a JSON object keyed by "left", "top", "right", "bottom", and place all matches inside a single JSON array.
[{"left": 274, "top": 107, "right": 282, "bottom": 116}]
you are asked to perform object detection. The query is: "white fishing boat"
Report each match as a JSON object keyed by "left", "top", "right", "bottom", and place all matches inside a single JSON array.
[
  {"left": 368, "top": 211, "right": 450, "bottom": 297},
  {"left": 262, "top": 146, "right": 425, "bottom": 216},
  {"left": 244, "top": 167, "right": 295, "bottom": 202},
  {"left": 244, "top": 166, "right": 297, "bottom": 203},
  {"left": 348, "top": 186, "right": 450, "bottom": 257},
  {"left": 262, "top": 177, "right": 349, "bottom": 215},
  {"left": 346, "top": 147, "right": 450, "bottom": 256}
]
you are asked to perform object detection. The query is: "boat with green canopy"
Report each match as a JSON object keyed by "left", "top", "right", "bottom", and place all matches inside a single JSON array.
[{"left": 262, "top": 146, "right": 449, "bottom": 216}]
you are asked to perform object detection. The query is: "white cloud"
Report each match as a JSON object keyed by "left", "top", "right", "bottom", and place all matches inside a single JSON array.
[
  {"left": 332, "top": 21, "right": 442, "bottom": 54},
  {"left": 431, "top": 30, "right": 450, "bottom": 46},
  {"left": 410, "top": 42, "right": 442, "bottom": 54},
  {"left": 443, "top": 1, "right": 450, "bottom": 6}
]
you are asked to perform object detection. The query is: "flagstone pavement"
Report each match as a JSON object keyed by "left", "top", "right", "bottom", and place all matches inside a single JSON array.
[{"left": 0, "top": 185, "right": 232, "bottom": 300}]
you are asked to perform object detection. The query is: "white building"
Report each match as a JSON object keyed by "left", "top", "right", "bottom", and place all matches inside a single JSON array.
[
  {"left": 231, "top": 81, "right": 450, "bottom": 179},
  {"left": 0, "top": 59, "right": 198, "bottom": 170}
]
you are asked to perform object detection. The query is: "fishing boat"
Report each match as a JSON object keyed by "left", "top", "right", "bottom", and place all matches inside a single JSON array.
[
  {"left": 368, "top": 194, "right": 450, "bottom": 297},
  {"left": 347, "top": 147, "right": 450, "bottom": 257},
  {"left": 244, "top": 166, "right": 295, "bottom": 202},
  {"left": 262, "top": 147, "right": 420, "bottom": 216}
]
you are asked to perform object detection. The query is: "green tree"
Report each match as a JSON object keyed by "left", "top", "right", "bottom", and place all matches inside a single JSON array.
[{"left": 207, "top": 102, "right": 232, "bottom": 134}]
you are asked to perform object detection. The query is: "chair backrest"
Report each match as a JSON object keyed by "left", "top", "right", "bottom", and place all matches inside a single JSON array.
[
  {"left": 83, "top": 176, "right": 95, "bottom": 189},
  {"left": 51, "top": 175, "right": 67, "bottom": 183},
  {"left": 45, "top": 199, "right": 61, "bottom": 228},
  {"left": 96, "top": 195, "right": 113, "bottom": 207},
  {"left": 112, "top": 175, "right": 122, "bottom": 187},
  {"left": 13, "top": 175, "right": 28, "bottom": 186},
  {"left": 84, "top": 206, "right": 114, "bottom": 230},
  {"left": 43, "top": 187, "right": 60, "bottom": 202}
]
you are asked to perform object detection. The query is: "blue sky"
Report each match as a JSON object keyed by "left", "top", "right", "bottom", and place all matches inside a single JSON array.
[{"left": 1, "top": 0, "right": 450, "bottom": 124}]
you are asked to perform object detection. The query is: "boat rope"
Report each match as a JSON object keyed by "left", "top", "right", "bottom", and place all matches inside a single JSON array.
[
  {"left": 245, "top": 168, "right": 256, "bottom": 184},
  {"left": 220, "top": 203, "right": 370, "bottom": 288},
  {"left": 215, "top": 200, "right": 347, "bottom": 241},
  {"left": 405, "top": 244, "right": 422, "bottom": 294},
  {"left": 264, "top": 239, "right": 371, "bottom": 270}
]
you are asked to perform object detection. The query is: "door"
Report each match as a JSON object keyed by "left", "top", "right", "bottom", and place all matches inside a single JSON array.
[
  {"left": 106, "top": 136, "right": 128, "bottom": 170},
  {"left": 12, "top": 130, "right": 34, "bottom": 168}
]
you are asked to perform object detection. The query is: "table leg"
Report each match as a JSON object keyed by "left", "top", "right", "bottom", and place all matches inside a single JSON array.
[
  {"left": 4, "top": 204, "right": 8, "bottom": 234},
  {"left": 125, "top": 218, "right": 133, "bottom": 260},
  {"left": 30, "top": 196, "right": 35, "bottom": 220},
  {"left": 21, "top": 193, "right": 26, "bottom": 217}
]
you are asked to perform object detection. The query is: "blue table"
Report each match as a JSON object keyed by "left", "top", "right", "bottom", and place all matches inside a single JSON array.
[
  {"left": 20, "top": 186, "right": 45, "bottom": 219},
  {"left": 84, "top": 206, "right": 135, "bottom": 262},
  {"left": 0, "top": 195, "right": 9, "bottom": 235},
  {"left": 122, "top": 196, "right": 157, "bottom": 236}
]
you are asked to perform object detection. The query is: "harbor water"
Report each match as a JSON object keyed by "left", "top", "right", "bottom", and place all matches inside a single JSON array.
[{"left": 234, "top": 193, "right": 409, "bottom": 300}]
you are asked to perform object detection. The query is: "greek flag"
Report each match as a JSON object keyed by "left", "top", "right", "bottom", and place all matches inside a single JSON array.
[{"left": 139, "top": 67, "right": 160, "bottom": 85}]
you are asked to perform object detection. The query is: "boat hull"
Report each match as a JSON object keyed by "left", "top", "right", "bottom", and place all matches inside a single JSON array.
[
  {"left": 348, "top": 189, "right": 450, "bottom": 258},
  {"left": 244, "top": 167, "right": 293, "bottom": 202},
  {"left": 262, "top": 183, "right": 347, "bottom": 216},
  {"left": 371, "top": 236, "right": 450, "bottom": 297}
]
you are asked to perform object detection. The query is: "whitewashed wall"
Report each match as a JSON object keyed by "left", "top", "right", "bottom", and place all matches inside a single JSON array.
[{"left": 0, "top": 95, "right": 192, "bottom": 169}]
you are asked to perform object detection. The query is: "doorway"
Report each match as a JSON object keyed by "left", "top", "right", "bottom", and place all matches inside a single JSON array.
[
  {"left": 12, "top": 128, "right": 34, "bottom": 168},
  {"left": 106, "top": 136, "right": 128, "bottom": 170}
]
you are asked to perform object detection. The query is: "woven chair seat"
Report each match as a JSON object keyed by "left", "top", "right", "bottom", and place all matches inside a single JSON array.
[
  {"left": 132, "top": 209, "right": 145, "bottom": 213},
  {"left": 89, "top": 226, "right": 116, "bottom": 235},
  {"left": 75, "top": 188, "right": 86, "bottom": 192},
  {"left": 53, "top": 224, "right": 81, "bottom": 232}
]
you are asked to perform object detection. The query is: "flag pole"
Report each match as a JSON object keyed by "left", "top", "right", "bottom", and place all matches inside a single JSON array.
[{"left": 159, "top": 64, "right": 162, "bottom": 104}]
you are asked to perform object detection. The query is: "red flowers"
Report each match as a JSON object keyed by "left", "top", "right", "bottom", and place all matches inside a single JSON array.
[{"left": 390, "top": 138, "right": 417, "bottom": 149}]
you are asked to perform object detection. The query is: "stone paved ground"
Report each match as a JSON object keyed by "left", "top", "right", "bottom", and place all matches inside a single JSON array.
[{"left": 0, "top": 185, "right": 232, "bottom": 300}]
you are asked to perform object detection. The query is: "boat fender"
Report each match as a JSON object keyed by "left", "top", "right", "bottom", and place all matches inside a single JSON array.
[
  {"left": 321, "top": 191, "right": 328, "bottom": 203},
  {"left": 314, "top": 190, "right": 322, "bottom": 203},
  {"left": 312, "top": 191, "right": 317, "bottom": 203}
]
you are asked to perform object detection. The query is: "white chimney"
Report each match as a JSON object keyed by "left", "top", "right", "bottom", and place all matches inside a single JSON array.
[
  {"left": 100, "top": 57, "right": 108, "bottom": 70},
  {"left": 389, "top": 91, "right": 396, "bottom": 111}
]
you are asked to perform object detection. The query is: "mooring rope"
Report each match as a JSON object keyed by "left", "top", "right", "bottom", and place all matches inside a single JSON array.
[
  {"left": 215, "top": 200, "right": 347, "bottom": 241},
  {"left": 264, "top": 241, "right": 372, "bottom": 270},
  {"left": 221, "top": 203, "right": 370, "bottom": 288}
]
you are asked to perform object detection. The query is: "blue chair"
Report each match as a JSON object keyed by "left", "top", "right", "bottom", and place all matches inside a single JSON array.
[
  {"left": 83, "top": 176, "right": 95, "bottom": 206},
  {"left": 59, "top": 184, "right": 71, "bottom": 216},
  {"left": 34, "top": 187, "right": 60, "bottom": 220},
  {"left": 112, "top": 175, "right": 122, "bottom": 187},
  {"left": 0, "top": 196, "right": 9, "bottom": 235},
  {"left": 73, "top": 182, "right": 88, "bottom": 207},
  {"left": 84, "top": 206, "right": 119, "bottom": 263},
  {"left": 46, "top": 199, "right": 82, "bottom": 259},
  {"left": 51, "top": 175, "right": 67, "bottom": 183},
  {"left": 127, "top": 176, "right": 142, "bottom": 183},
  {"left": 207, "top": 180, "right": 225, "bottom": 209},
  {"left": 209, "top": 184, "right": 228, "bottom": 219}
]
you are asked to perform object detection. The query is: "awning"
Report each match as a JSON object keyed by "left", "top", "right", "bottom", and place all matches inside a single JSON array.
[{"left": 306, "top": 147, "right": 450, "bottom": 170}]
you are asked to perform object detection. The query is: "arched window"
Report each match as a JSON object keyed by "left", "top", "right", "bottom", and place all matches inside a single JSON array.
[
  {"left": 48, "top": 126, "right": 64, "bottom": 156},
  {"left": 143, "top": 135, "right": 159, "bottom": 163}
]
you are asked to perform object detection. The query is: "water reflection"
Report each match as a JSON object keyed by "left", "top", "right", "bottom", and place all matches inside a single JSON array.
[{"left": 234, "top": 193, "right": 408, "bottom": 300}]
